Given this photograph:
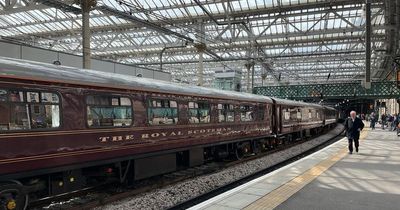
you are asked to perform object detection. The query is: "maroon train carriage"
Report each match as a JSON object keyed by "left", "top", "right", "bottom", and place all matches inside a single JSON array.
[
  {"left": 0, "top": 57, "right": 337, "bottom": 209},
  {"left": 273, "top": 98, "right": 337, "bottom": 139}
]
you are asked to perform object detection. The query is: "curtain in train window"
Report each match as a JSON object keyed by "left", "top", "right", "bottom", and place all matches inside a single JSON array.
[
  {"left": 148, "top": 99, "right": 178, "bottom": 125},
  {"left": 240, "top": 105, "right": 254, "bottom": 122},
  {"left": 189, "top": 101, "right": 210, "bottom": 124},
  {"left": 283, "top": 109, "right": 291, "bottom": 122},
  {"left": 0, "top": 89, "right": 61, "bottom": 131},
  {"left": 296, "top": 109, "right": 302, "bottom": 120},
  {"left": 217, "top": 104, "right": 234, "bottom": 123},
  {"left": 86, "top": 96, "right": 132, "bottom": 127}
]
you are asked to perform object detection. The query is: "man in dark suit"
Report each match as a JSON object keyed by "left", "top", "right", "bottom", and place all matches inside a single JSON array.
[{"left": 345, "top": 111, "right": 365, "bottom": 154}]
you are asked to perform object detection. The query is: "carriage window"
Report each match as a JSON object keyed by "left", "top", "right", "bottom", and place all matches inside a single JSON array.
[
  {"left": 218, "top": 104, "right": 235, "bottom": 123},
  {"left": 289, "top": 108, "right": 297, "bottom": 120},
  {"left": 0, "top": 89, "right": 60, "bottom": 131},
  {"left": 148, "top": 99, "right": 178, "bottom": 125},
  {"left": 240, "top": 105, "right": 254, "bottom": 122},
  {"left": 41, "top": 92, "right": 59, "bottom": 103},
  {"left": 86, "top": 95, "right": 132, "bottom": 127},
  {"left": 189, "top": 101, "right": 210, "bottom": 124},
  {"left": 27, "top": 92, "right": 39, "bottom": 103},
  {"left": 9, "top": 90, "right": 24, "bottom": 102},
  {"left": 0, "top": 90, "right": 7, "bottom": 102}
]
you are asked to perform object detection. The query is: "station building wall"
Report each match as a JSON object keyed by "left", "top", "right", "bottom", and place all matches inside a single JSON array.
[{"left": 0, "top": 40, "right": 171, "bottom": 82}]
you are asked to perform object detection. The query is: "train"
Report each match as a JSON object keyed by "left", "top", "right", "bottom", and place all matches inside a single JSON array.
[{"left": 0, "top": 56, "right": 337, "bottom": 209}]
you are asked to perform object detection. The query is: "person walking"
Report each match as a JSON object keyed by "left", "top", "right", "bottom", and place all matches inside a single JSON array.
[
  {"left": 390, "top": 114, "right": 397, "bottom": 131},
  {"left": 345, "top": 111, "right": 364, "bottom": 154},
  {"left": 388, "top": 114, "right": 394, "bottom": 131},
  {"left": 397, "top": 113, "right": 400, "bottom": 135}
]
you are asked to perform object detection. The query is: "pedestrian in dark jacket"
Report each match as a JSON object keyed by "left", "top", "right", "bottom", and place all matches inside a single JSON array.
[
  {"left": 381, "top": 114, "right": 386, "bottom": 130},
  {"left": 345, "top": 111, "right": 365, "bottom": 154}
]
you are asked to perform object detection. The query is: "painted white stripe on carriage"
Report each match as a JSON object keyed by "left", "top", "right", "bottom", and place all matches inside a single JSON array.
[{"left": 188, "top": 136, "right": 347, "bottom": 210}]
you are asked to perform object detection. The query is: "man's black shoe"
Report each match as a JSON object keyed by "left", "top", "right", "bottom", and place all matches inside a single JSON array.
[
  {"left": 349, "top": 151, "right": 353, "bottom": 154},
  {"left": 356, "top": 148, "right": 359, "bottom": 153}
]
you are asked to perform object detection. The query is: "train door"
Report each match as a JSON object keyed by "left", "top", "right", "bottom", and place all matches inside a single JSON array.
[
  {"left": 274, "top": 104, "right": 281, "bottom": 134},
  {"left": 271, "top": 99, "right": 281, "bottom": 135},
  {"left": 278, "top": 106, "right": 282, "bottom": 133}
]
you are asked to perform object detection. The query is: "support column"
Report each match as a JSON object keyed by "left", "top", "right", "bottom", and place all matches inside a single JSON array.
[
  {"left": 251, "top": 64, "right": 255, "bottom": 91},
  {"left": 365, "top": 0, "right": 372, "bottom": 89},
  {"left": 81, "top": 0, "right": 96, "bottom": 69},
  {"left": 261, "top": 72, "right": 267, "bottom": 86},
  {"left": 195, "top": 43, "right": 206, "bottom": 86},
  {"left": 196, "top": 21, "right": 205, "bottom": 86},
  {"left": 159, "top": 48, "right": 166, "bottom": 71},
  {"left": 245, "top": 62, "right": 255, "bottom": 93},
  {"left": 245, "top": 63, "right": 251, "bottom": 92},
  {"left": 198, "top": 49, "right": 204, "bottom": 86}
]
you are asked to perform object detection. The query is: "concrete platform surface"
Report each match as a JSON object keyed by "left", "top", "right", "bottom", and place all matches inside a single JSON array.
[{"left": 190, "top": 128, "right": 400, "bottom": 210}]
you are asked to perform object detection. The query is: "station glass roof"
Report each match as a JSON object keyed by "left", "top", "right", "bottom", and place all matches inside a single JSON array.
[{"left": 0, "top": 0, "right": 395, "bottom": 88}]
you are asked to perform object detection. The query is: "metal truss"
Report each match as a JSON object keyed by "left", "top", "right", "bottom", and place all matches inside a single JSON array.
[
  {"left": 0, "top": 0, "right": 397, "bottom": 88},
  {"left": 254, "top": 81, "right": 400, "bottom": 100}
]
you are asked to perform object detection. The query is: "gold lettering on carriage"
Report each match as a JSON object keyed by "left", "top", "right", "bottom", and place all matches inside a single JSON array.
[
  {"left": 99, "top": 134, "right": 135, "bottom": 143},
  {"left": 99, "top": 127, "right": 232, "bottom": 143}
]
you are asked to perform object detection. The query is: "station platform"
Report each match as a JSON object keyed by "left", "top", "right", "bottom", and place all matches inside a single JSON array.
[{"left": 189, "top": 128, "right": 400, "bottom": 210}]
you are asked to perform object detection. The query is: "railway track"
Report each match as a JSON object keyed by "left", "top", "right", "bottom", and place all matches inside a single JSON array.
[{"left": 29, "top": 125, "right": 344, "bottom": 210}]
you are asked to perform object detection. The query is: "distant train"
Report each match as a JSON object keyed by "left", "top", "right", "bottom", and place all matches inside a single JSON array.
[{"left": 0, "top": 57, "right": 337, "bottom": 209}]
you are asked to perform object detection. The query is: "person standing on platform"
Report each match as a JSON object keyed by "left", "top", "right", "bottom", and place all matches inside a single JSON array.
[
  {"left": 381, "top": 113, "right": 386, "bottom": 130},
  {"left": 345, "top": 111, "right": 364, "bottom": 154},
  {"left": 370, "top": 112, "right": 376, "bottom": 130}
]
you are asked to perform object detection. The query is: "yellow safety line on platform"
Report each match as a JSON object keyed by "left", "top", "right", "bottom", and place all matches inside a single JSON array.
[{"left": 244, "top": 129, "right": 369, "bottom": 210}]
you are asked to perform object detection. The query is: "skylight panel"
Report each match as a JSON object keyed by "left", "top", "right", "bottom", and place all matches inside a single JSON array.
[
  {"left": 247, "top": 0, "right": 258, "bottom": 9},
  {"left": 8, "top": 14, "right": 23, "bottom": 25},
  {"left": 29, "top": 10, "right": 46, "bottom": 22},
  {"left": 15, "top": 25, "right": 29, "bottom": 34},
  {"left": 230, "top": 1, "right": 241, "bottom": 12}
]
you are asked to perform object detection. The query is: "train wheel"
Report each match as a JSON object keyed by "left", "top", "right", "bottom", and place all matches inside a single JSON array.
[
  {"left": 0, "top": 181, "right": 28, "bottom": 210},
  {"left": 258, "top": 140, "right": 268, "bottom": 153},
  {"left": 234, "top": 142, "right": 251, "bottom": 160}
]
